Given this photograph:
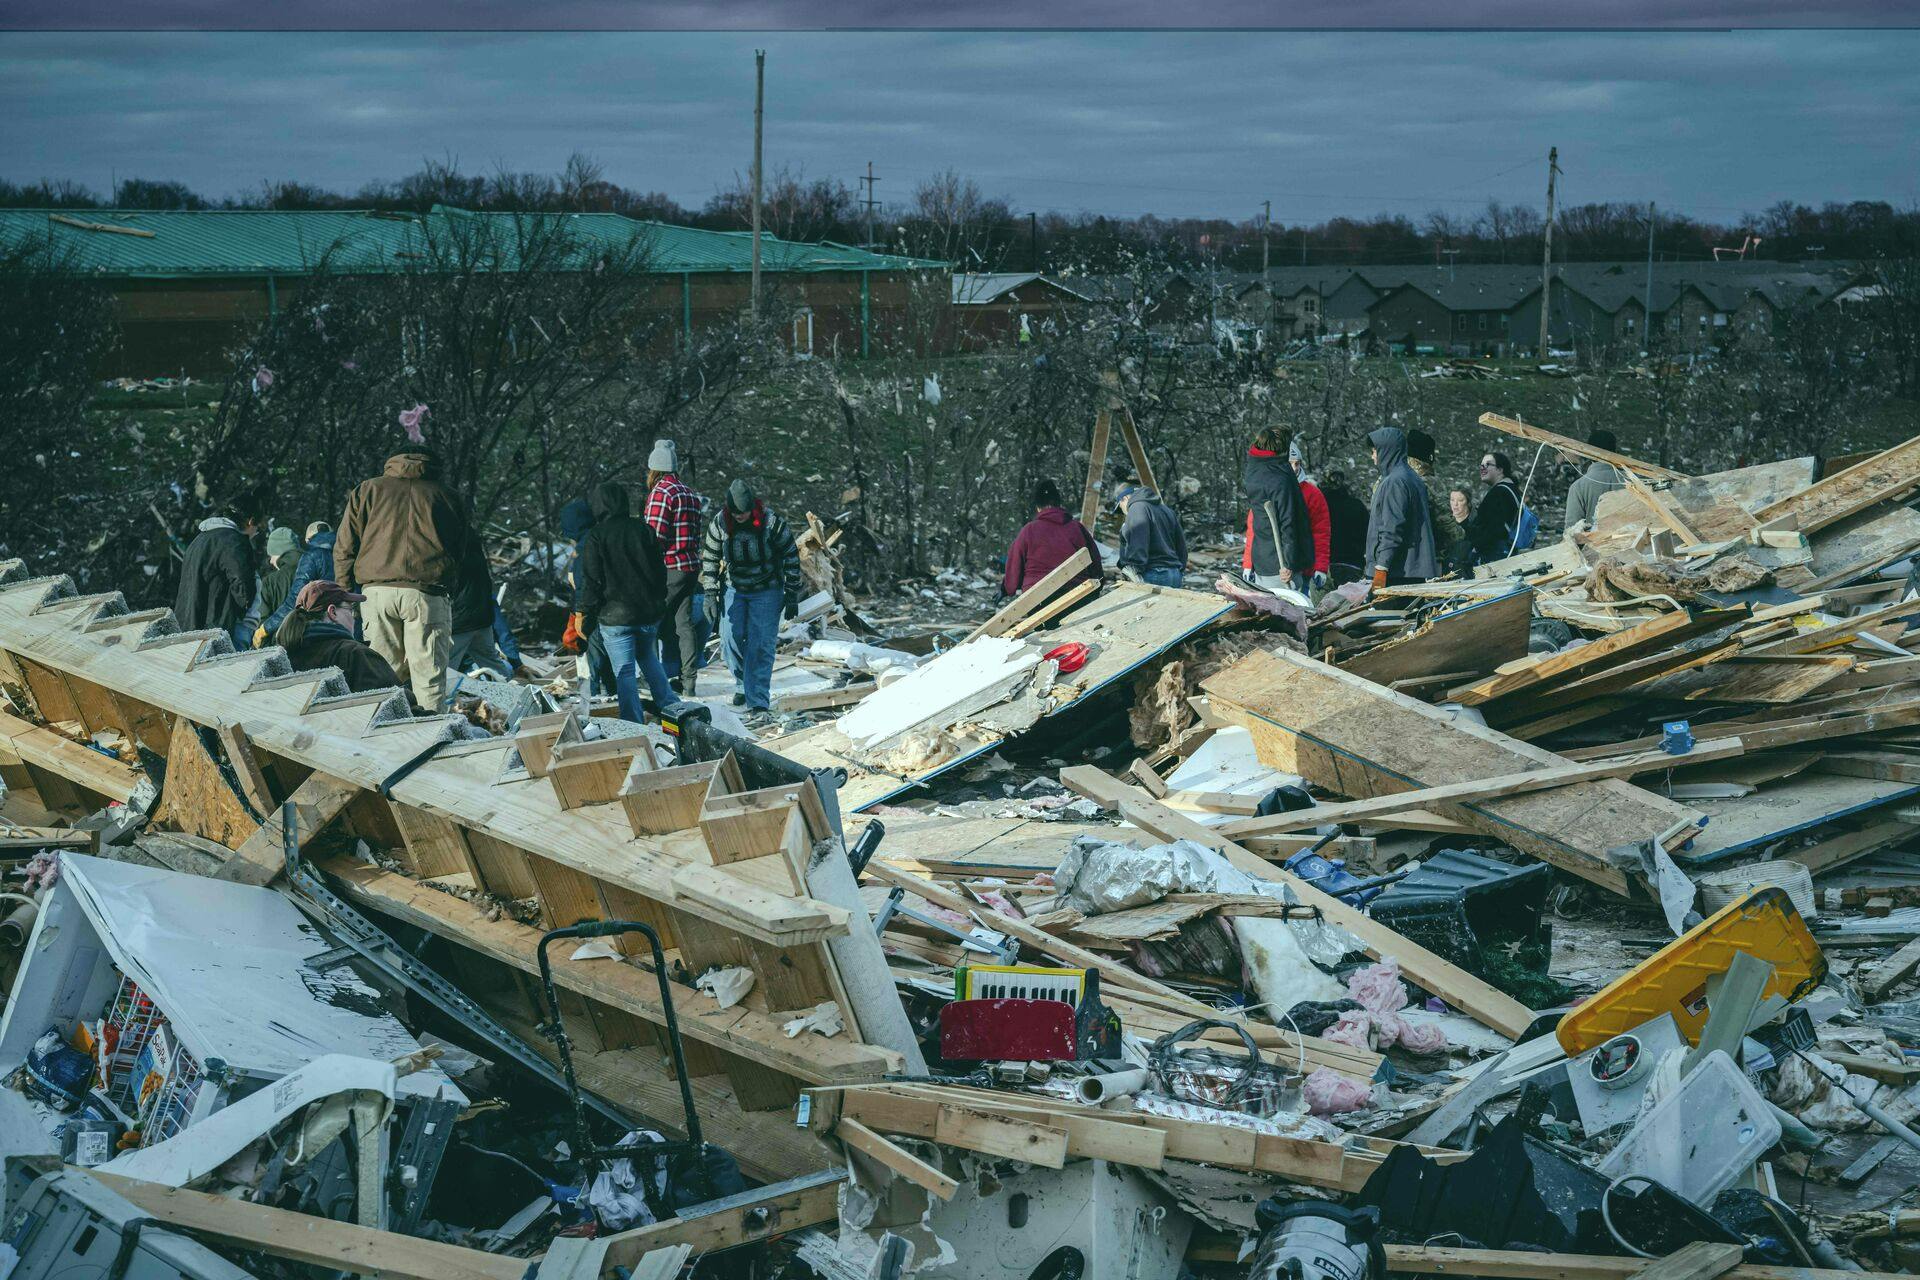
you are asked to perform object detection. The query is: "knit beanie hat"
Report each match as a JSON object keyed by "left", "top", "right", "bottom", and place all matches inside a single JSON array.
[
  {"left": 726, "top": 479, "right": 755, "bottom": 514},
  {"left": 266, "top": 526, "right": 298, "bottom": 558},
  {"left": 648, "top": 439, "right": 678, "bottom": 472}
]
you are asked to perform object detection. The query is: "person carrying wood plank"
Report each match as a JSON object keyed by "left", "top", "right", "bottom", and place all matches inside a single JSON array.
[
  {"left": 1242, "top": 427, "right": 1316, "bottom": 597},
  {"left": 1364, "top": 427, "right": 1438, "bottom": 589},
  {"left": 1001, "top": 479, "right": 1102, "bottom": 597},
  {"left": 701, "top": 479, "right": 803, "bottom": 715},
  {"left": 174, "top": 495, "right": 262, "bottom": 649},
  {"left": 1113, "top": 484, "right": 1188, "bottom": 587},
  {"left": 1564, "top": 428, "right": 1627, "bottom": 531}
]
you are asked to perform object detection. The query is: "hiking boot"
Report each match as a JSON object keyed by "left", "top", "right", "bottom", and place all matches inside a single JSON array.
[{"left": 731, "top": 693, "right": 746, "bottom": 707}]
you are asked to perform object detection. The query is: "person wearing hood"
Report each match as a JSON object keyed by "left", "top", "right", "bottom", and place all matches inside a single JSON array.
[
  {"left": 1002, "top": 480, "right": 1102, "bottom": 597},
  {"left": 644, "top": 439, "right": 707, "bottom": 697},
  {"left": 1318, "top": 469, "right": 1371, "bottom": 582},
  {"left": 1114, "top": 485, "right": 1187, "bottom": 587},
  {"left": 335, "top": 449, "right": 471, "bottom": 712},
  {"left": 1564, "top": 429, "right": 1627, "bottom": 531},
  {"left": 261, "top": 521, "right": 336, "bottom": 642},
  {"left": 700, "top": 479, "right": 802, "bottom": 713},
  {"left": 577, "top": 481, "right": 678, "bottom": 724},
  {"left": 1364, "top": 427, "right": 1438, "bottom": 588},
  {"left": 558, "top": 496, "right": 617, "bottom": 698},
  {"left": 1405, "top": 430, "right": 1466, "bottom": 574},
  {"left": 274, "top": 579, "right": 405, "bottom": 699},
  {"left": 174, "top": 498, "right": 260, "bottom": 648},
  {"left": 1241, "top": 427, "right": 1316, "bottom": 596}
]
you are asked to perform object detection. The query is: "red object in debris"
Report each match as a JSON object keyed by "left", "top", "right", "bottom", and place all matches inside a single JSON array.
[
  {"left": 1043, "top": 642, "right": 1090, "bottom": 674},
  {"left": 939, "top": 998, "right": 1078, "bottom": 1061}
]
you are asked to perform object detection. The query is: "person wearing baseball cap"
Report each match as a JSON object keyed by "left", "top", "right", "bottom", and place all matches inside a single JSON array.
[{"left": 272, "top": 579, "right": 406, "bottom": 700}]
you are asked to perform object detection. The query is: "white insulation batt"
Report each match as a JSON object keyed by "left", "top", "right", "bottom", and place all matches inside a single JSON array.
[
  {"left": 0, "top": 853, "right": 462, "bottom": 1104},
  {"left": 835, "top": 636, "right": 1038, "bottom": 751}
]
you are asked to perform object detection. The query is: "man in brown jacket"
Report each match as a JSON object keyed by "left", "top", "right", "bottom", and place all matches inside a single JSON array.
[{"left": 335, "top": 450, "right": 471, "bottom": 711}]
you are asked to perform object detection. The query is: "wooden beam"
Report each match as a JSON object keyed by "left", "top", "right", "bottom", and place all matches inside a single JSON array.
[
  {"left": 0, "top": 710, "right": 142, "bottom": 804},
  {"left": 773, "top": 680, "right": 877, "bottom": 713},
  {"left": 1753, "top": 432, "right": 1920, "bottom": 535},
  {"left": 1004, "top": 577, "right": 1100, "bottom": 640},
  {"left": 599, "top": 1171, "right": 846, "bottom": 1271},
  {"left": 1623, "top": 472, "right": 1704, "bottom": 543},
  {"left": 836, "top": 1117, "right": 960, "bottom": 1200},
  {"left": 964, "top": 548, "right": 1092, "bottom": 643},
  {"left": 214, "top": 770, "right": 361, "bottom": 885},
  {"left": 1863, "top": 938, "right": 1920, "bottom": 1008},
  {"left": 1220, "top": 739, "right": 1742, "bottom": 839},
  {"left": 1080, "top": 406, "right": 1113, "bottom": 529},
  {"left": 215, "top": 722, "right": 276, "bottom": 817},
  {"left": 1381, "top": 1244, "right": 1896, "bottom": 1280},
  {"left": 1058, "top": 764, "right": 1534, "bottom": 1038},
  {"left": 1116, "top": 404, "right": 1158, "bottom": 496},
  {"left": 1477, "top": 412, "right": 1685, "bottom": 480},
  {"left": 94, "top": 1172, "right": 526, "bottom": 1280},
  {"left": 1780, "top": 818, "right": 1917, "bottom": 876},
  {"left": 1635, "top": 1243, "right": 1745, "bottom": 1280}
]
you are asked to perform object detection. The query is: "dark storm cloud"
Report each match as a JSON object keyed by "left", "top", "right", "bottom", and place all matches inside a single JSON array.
[{"left": 2, "top": 31, "right": 1915, "bottom": 220}]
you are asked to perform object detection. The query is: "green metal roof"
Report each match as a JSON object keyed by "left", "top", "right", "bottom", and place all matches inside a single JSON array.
[{"left": 0, "top": 205, "right": 943, "bottom": 279}]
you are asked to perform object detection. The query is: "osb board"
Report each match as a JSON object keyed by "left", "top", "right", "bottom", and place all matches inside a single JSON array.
[
  {"left": 1592, "top": 458, "right": 1814, "bottom": 540},
  {"left": 1341, "top": 588, "right": 1532, "bottom": 688},
  {"left": 152, "top": 716, "right": 260, "bottom": 848},
  {"left": 774, "top": 582, "right": 1233, "bottom": 811},
  {"left": 845, "top": 814, "right": 1115, "bottom": 872},
  {"left": 1202, "top": 648, "right": 1704, "bottom": 896},
  {"left": 1677, "top": 772, "right": 1920, "bottom": 866},
  {"left": 1800, "top": 504, "right": 1920, "bottom": 586}
]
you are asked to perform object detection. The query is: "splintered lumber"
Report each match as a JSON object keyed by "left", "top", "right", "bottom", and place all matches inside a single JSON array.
[
  {"left": 836, "top": 1119, "right": 959, "bottom": 1199},
  {"left": 1341, "top": 588, "right": 1532, "bottom": 688},
  {"left": 1753, "top": 433, "right": 1920, "bottom": 535},
  {"left": 1058, "top": 765, "right": 1533, "bottom": 1038},
  {"left": 95, "top": 1172, "right": 526, "bottom": 1280},
  {"left": 1379, "top": 1245, "right": 1898, "bottom": 1280},
  {"left": 214, "top": 770, "right": 360, "bottom": 885},
  {"left": 599, "top": 1170, "right": 846, "bottom": 1269},
  {"left": 1443, "top": 607, "right": 1743, "bottom": 705},
  {"left": 1568, "top": 697, "right": 1920, "bottom": 760},
  {"left": 1859, "top": 935, "right": 1920, "bottom": 999},
  {"left": 773, "top": 680, "right": 876, "bottom": 712},
  {"left": 1080, "top": 405, "right": 1114, "bottom": 529},
  {"left": 1637, "top": 653, "right": 1857, "bottom": 704},
  {"left": 1005, "top": 577, "right": 1100, "bottom": 639},
  {"left": 0, "top": 709, "right": 143, "bottom": 803},
  {"left": 1201, "top": 648, "right": 1705, "bottom": 896},
  {"left": 1477, "top": 412, "right": 1685, "bottom": 480},
  {"left": 1220, "top": 738, "right": 1743, "bottom": 839},
  {"left": 964, "top": 547, "right": 1092, "bottom": 642}
]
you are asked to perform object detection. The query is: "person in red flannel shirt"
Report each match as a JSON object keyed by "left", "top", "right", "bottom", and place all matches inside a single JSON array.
[
  {"left": 1001, "top": 480, "right": 1102, "bottom": 597},
  {"left": 644, "top": 439, "right": 706, "bottom": 696}
]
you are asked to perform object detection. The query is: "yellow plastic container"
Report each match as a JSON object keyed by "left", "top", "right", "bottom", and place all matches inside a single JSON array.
[{"left": 1556, "top": 886, "right": 1826, "bottom": 1056}]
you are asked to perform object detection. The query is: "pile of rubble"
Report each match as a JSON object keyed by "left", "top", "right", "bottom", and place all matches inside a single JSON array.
[{"left": 4, "top": 410, "right": 1920, "bottom": 1280}]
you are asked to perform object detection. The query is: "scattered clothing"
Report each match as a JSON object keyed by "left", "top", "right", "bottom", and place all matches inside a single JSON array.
[
  {"left": 335, "top": 451, "right": 471, "bottom": 593},
  {"left": 1242, "top": 447, "right": 1314, "bottom": 582},
  {"left": 361, "top": 583, "right": 452, "bottom": 711},
  {"left": 1002, "top": 506, "right": 1102, "bottom": 596},
  {"left": 1565, "top": 459, "right": 1626, "bottom": 531},
  {"left": 1117, "top": 493, "right": 1188, "bottom": 581},
  {"left": 1364, "top": 428, "right": 1438, "bottom": 583},
  {"left": 174, "top": 516, "right": 256, "bottom": 640}
]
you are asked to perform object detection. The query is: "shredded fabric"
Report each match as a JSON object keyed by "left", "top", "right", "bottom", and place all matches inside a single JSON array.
[
  {"left": 1320, "top": 960, "right": 1450, "bottom": 1054},
  {"left": 1303, "top": 1067, "right": 1372, "bottom": 1115}
]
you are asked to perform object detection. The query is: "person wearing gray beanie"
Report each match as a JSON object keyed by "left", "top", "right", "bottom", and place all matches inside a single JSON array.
[
  {"left": 644, "top": 438, "right": 705, "bottom": 695},
  {"left": 699, "top": 478, "right": 803, "bottom": 715}
]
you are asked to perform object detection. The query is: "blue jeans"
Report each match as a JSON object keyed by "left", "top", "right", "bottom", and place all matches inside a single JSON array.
[
  {"left": 599, "top": 624, "right": 677, "bottom": 723},
  {"left": 729, "top": 587, "right": 783, "bottom": 710},
  {"left": 721, "top": 586, "right": 742, "bottom": 678},
  {"left": 1141, "top": 566, "right": 1184, "bottom": 588}
]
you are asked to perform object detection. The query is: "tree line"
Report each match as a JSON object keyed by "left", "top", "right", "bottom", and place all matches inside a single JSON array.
[{"left": 3, "top": 153, "right": 1914, "bottom": 274}]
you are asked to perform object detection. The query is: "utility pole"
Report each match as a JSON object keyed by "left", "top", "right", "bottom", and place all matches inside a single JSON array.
[
  {"left": 1300, "top": 228, "right": 1307, "bottom": 266},
  {"left": 1029, "top": 211, "right": 1039, "bottom": 272},
  {"left": 1643, "top": 201, "right": 1655, "bottom": 345},
  {"left": 1442, "top": 247, "right": 1460, "bottom": 282},
  {"left": 1537, "top": 145, "right": 1559, "bottom": 356},
  {"left": 750, "top": 49, "right": 765, "bottom": 320},
  {"left": 1261, "top": 199, "right": 1271, "bottom": 281},
  {"left": 859, "top": 160, "right": 879, "bottom": 250}
]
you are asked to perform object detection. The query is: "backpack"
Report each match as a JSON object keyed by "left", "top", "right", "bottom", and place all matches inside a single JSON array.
[{"left": 1511, "top": 501, "right": 1540, "bottom": 553}]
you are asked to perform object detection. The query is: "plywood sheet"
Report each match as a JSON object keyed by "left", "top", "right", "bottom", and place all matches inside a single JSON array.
[{"left": 1342, "top": 588, "right": 1532, "bottom": 689}]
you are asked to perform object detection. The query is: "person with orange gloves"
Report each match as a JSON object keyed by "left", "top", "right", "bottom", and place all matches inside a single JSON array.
[{"left": 1362, "top": 427, "right": 1437, "bottom": 591}]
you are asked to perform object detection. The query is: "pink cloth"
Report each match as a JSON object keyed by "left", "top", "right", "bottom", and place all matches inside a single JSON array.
[
  {"left": 398, "top": 404, "right": 430, "bottom": 444},
  {"left": 1320, "top": 960, "right": 1450, "bottom": 1054}
]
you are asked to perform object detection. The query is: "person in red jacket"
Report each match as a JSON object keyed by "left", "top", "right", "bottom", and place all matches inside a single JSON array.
[{"left": 1002, "top": 480, "right": 1102, "bottom": 597}]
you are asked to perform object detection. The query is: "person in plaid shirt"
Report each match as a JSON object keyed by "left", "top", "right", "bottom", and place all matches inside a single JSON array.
[{"left": 645, "top": 439, "right": 706, "bottom": 695}]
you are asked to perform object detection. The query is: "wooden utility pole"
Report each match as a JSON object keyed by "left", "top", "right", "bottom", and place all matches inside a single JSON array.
[
  {"left": 860, "top": 160, "right": 879, "bottom": 250},
  {"left": 1261, "top": 200, "right": 1271, "bottom": 280},
  {"left": 1643, "top": 201, "right": 1656, "bottom": 345},
  {"left": 751, "top": 49, "right": 765, "bottom": 319},
  {"left": 1537, "top": 145, "right": 1558, "bottom": 356}
]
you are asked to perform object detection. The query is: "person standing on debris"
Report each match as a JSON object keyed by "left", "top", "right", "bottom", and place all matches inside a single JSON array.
[
  {"left": 1001, "top": 479, "right": 1102, "bottom": 596},
  {"left": 1242, "top": 428, "right": 1315, "bottom": 597},
  {"left": 1113, "top": 484, "right": 1188, "bottom": 587},
  {"left": 559, "top": 497, "right": 618, "bottom": 698},
  {"left": 1564, "top": 429, "right": 1627, "bottom": 531},
  {"left": 1405, "top": 430, "right": 1466, "bottom": 575},
  {"left": 448, "top": 532, "right": 528, "bottom": 681},
  {"left": 274, "top": 580, "right": 405, "bottom": 697},
  {"left": 262, "top": 520, "right": 338, "bottom": 642},
  {"left": 1468, "top": 451, "right": 1524, "bottom": 565},
  {"left": 577, "top": 481, "right": 678, "bottom": 723},
  {"left": 1364, "top": 427, "right": 1438, "bottom": 589},
  {"left": 1319, "top": 470, "right": 1371, "bottom": 583},
  {"left": 701, "top": 480, "right": 802, "bottom": 714},
  {"left": 335, "top": 449, "right": 470, "bottom": 712},
  {"left": 1290, "top": 439, "right": 1333, "bottom": 590},
  {"left": 174, "top": 497, "right": 261, "bottom": 649},
  {"left": 644, "top": 440, "right": 706, "bottom": 697},
  {"left": 248, "top": 524, "right": 301, "bottom": 647}
]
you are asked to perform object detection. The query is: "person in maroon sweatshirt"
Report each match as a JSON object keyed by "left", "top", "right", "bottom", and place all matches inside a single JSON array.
[{"left": 1001, "top": 480, "right": 1103, "bottom": 596}]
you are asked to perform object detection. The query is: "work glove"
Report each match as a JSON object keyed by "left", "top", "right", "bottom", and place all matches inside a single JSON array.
[
  {"left": 782, "top": 594, "right": 798, "bottom": 621},
  {"left": 1371, "top": 567, "right": 1389, "bottom": 591},
  {"left": 560, "top": 611, "right": 586, "bottom": 654},
  {"left": 252, "top": 624, "right": 268, "bottom": 649},
  {"left": 704, "top": 591, "right": 724, "bottom": 631}
]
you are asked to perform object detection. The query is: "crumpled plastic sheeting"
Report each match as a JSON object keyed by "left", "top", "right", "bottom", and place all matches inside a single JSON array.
[
  {"left": 586, "top": 1130, "right": 667, "bottom": 1231},
  {"left": 1767, "top": 1052, "right": 1877, "bottom": 1132},
  {"left": 695, "top": 966, "right": 756, "bottom": 1009},
  {"left": 1303, "top": 1067, "right": 1372, "bottom": 1115},
  {"left": 1321, "top": 962, "right": 1449, "bottom": 1054},
  {"left": 1132, "top": 1092, "right": 1343, "bottom": 1142},
  {"left": 783, "top": 1001, "right": 846, "bottom": 1039},
  {"left": 1052, "top": 836, "right": 1218, "bottom": 914}
]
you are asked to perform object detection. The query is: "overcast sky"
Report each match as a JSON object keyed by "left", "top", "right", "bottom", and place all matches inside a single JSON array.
[{"left": 3, "top": 30, "right": 1916, "bottom": 222}]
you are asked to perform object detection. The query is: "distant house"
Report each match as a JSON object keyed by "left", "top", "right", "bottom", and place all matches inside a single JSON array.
[
  {"left": 948, "top": 272, "right": 1089, "bottom": 347},
  {"left": 1367, "top": 271, "right": 1539, "bottom": 355}
]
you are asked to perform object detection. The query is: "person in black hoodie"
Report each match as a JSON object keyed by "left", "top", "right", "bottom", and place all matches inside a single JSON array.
[
  {"left": 1242, "top": 426, "right": 1315, "bottom": 596},
  {"left": 1318, "top": 470, "right": 1371, "bottom": 583},
  {"left": 273, "top": 579, "right": 405, "bottom": 699},
  {"left": 174, "top": 499, "right": 261, "bottom": 648},
  {"left": 576, "top": 481, "right": 678, "bottom": 723}
]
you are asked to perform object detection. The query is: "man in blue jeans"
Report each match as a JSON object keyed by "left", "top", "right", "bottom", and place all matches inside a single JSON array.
[
  {"left": 700, "top": 480, "right": 803, "bottom": 714},
  {"left": 576, "top": 481, "right": 677, "bottom": 723},
  {"left": 1114, "top": 484, "right": 1188, "bottom": 589}
]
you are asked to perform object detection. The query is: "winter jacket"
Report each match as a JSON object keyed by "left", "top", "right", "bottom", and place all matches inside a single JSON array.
[
  {"left": 1001, "top": 507, "right": 1102, "bottom": 596},
  {"left": 1243, "top": 449, "right": 1315, "bottom": 579},
  {"left": 261, "top": 532, "right": 337, "bottom": 638},
  {"left": 1364, "top": 428, "right": 1439, "bottom": 582},
  {"left": 578, "top": 482, "right": 670, "bottom": 630},
  {"left": 174, "top": 518, "right": 256, "bottom": 634},
  {"left": 1565, "top": 460, "right": 1625, "bottom": 531},
  {"left": 1468, "top": 479, "right": 1524, "bottom": 564},
  {"left": 335, "top": 452, "right": 470, "bottom": 593},
  {"left": 559, "top": 497, "right": 594, "bottom": 610},
  {"left": 1299, "top": 481, "right": 1332, "bottom": 575},
  {"left": 700, "top": 501, "right": 802, "bottom": 600},
  {"left": 282, "top": 618, "right": 402, "bottom": 694},
  {"left": 450, "top": 534, "right": 497, "bottom": 634},
  {"left": 1407, "top": 456, "right": 1466, "bottom": 572},
  {"left": 1323, "top": 485, "right": 1371, "bottom": 573},
  {"left": 1118, "top": 495, "right": 1188, "bottom": 577}
]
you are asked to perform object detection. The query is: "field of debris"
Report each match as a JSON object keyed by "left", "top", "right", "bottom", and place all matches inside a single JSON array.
[{"left": 10, "top": 407, "right": 1920, "bottom": 1280}]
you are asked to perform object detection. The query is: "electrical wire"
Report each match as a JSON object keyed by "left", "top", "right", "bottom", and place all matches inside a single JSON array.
[
  {"left": 1754, "top": 1193, "right": 1818, "bottom": 1268},
  {"left": 1600, "top": 1174, "right": 1663, "bottom": 1259}
]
